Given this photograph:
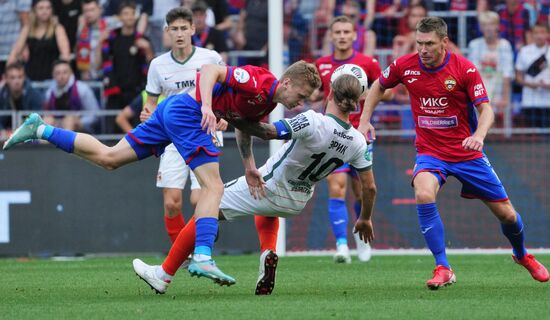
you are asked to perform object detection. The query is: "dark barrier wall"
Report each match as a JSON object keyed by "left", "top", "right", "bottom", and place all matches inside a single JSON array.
[
  {"left": 2, "top": 137, "right": 550, "bottom": 256},
  {"left": 0, "top": 140, "right": 270, "bottom": 256}
]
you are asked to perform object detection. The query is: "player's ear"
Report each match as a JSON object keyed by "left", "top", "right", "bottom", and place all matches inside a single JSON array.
[
  {"left": 190, "top": 23, "right": 196, "bottom": 36},
  {"left": 328, "top": 88, "right": 334, "bottom": 101}
]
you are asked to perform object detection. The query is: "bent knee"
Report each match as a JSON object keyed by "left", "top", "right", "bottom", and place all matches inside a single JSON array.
[{"left": 415, "top": 189, "right": 436, "bottom": 204}]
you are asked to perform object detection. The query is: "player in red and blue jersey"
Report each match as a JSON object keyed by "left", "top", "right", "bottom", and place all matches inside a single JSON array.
[
  {"left": 3, "top": 60, "right": 321, "bottom": 286},
  {"left": 357, "top": 17, "right": 549, "bottom": 289},
  {"left": 315, "top": 15, "right": 381, "bottom": 263}
]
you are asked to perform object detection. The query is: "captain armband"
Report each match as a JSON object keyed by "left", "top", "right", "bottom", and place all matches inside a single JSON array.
[{"left": 273, "top": 120, "right": 292, "bottom": 140}]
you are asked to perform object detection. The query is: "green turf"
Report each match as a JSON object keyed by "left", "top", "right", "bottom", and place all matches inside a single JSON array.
[{"left": 1, "top": 254, "right": 549, "bottom": 319}]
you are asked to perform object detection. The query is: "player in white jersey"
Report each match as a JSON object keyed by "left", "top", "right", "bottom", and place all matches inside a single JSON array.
[
  {"left": 133, "top": 74, "right": 377, "bottom": 295},
  {"left": 141, "top": 7, "right": 225, "bottom": 244}
]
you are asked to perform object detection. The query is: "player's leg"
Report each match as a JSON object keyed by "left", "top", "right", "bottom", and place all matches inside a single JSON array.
[
  {"left": 327, "top": 168, "right": 351, "bottom": 263},
  {"left": 413, "top": 157, "right": 455, "bottom": 289},
  {"left": 157, "top": 148, "right": 189, "bottom": 243},
  {"left": 187, "top": 161, "right": 235, "bottom": 285},
  {"left": 350, "top": 172, "right": 372, "bottom": 262},
  {"left": 3, "top": 113, "right": 139, "bottom": 169},
  {"left": 454, "top": 155, "right": 550, "bottom": 282},
  {"left": 484, "top": 200, "right": 548, "bottom": 282}
]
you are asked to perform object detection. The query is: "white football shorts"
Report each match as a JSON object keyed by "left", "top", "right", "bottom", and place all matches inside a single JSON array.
[
  {"left": 220, "top": 176, "right": 305, "bottom": 221},
  {"left": 156, "top": 144, "right": 200, "bottom": 190}
]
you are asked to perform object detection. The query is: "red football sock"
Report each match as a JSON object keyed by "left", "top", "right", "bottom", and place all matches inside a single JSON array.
[
  {"left": 164, "top": 213, "right": 185, "bottom": 243},
  {"left": 162, "top": 217, "right": 195, "bottom": 276},
  {"left": 255, "top": 216, "right": 279, "bottom": 252}
]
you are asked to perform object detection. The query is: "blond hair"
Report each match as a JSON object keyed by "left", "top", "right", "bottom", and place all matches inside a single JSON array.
[
  {"left": 281, "top": 60, "right": 321, "bottom": 90},
  {"left": 478, "top": 11, "right": 499, "bottom": 25},
  {"left": 28, "top": 0, "right": 58, "bottom": 39}
]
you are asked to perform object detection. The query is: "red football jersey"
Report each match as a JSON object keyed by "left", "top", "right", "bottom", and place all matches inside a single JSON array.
[
  {"left": 379, "top": 51, "right": 490, "bottom": 162},
  {"left": 196, "top": 65, "right": 279, "bottom": 122},
  {"left": 315, "top": 51, "right": 381, "bottom": 128}
]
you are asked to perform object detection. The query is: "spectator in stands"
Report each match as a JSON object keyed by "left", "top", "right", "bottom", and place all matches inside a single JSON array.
[
  {"left": 44, "top": 59, "right": 100, "bottom": 132},
  {"left": 115, "top": 90, "right": 165, "bottom": 132},
  {"left": 52, "top": 0, "right": 82, "bottom": 50},
  {"left": 497, "top": 0, "right": 532, "bottom": 55},
  {"left": 101, "top": 0, "right": 153, "bottom": 132},
  {"left": 182, "top": 0, "right": 232, "bottom": 31},
  {"left": 322, "top": 0, "right": 376, "bottom": 57},
  {"left": 0, "top": 62, "right": 43, "bottom": 133},
  {"left": 393, "top": 4, "right": 428, "bottom": 59},
  {"left": 468, "top": 11, "right": 514, "bottom": 117},
  {"left": 149, "top": 0, "right": 180, "bottom": 53},
  {"left": 515, "top": 23, "right": 550, "bottom": 127},
  {"left": 104, "top": 0, "right": 152, "bottom": 34},
  {"left": 76, "top": 0, "right": 107, "bottom": 80},
  {"left": 232, "top": 0, "right": 268, "bottom": 66},
  {"left": 0, "top": 0, "right": 31, "bottom": 76},
  {"left": 190, "top": 1, "right": 229, "bottom": 62},
  {"left": 7, "top": 0, "right": 71, "bottom": 81}
]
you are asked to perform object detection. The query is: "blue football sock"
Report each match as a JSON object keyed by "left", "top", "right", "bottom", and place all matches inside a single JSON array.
[
  {"left": 501, "top": 212, "right": 527, "bottom": 259},
  {"left": 194, "top": 217, "right": 218, "bottom": 257},
  {"left": 45, "top": 127, "right": 77, "bottom": 153},
  {"left": 417, "top": 203, "right": 449, "bottom": 268},
  {"left": 354, "top": 200, "right": 361, "bottom": 220},
  {"left": 329, "top": 198, "right": 348, "bottom": 246}
]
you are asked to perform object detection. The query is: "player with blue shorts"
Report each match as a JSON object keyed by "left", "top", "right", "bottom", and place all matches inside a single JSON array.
[
  {"left": 3, "top": 60, "right": 321, "bottom": 286},
  {"left": 358, "top": 17, "right": 548, "bottom": 289}
]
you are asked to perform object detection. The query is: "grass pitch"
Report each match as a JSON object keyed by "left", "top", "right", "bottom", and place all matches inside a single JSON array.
[{"left": 1, "top": 254, "right": 549, "bottom": 319}]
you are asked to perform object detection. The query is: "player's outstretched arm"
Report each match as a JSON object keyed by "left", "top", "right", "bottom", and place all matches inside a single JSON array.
[
  {"left": 462, "top": 102, "right": 494, "bottom": 152},
  {"left": 235, "top": 128, "right": 266, "bottom": 199},
  {"left": 358, "top": 79, "right": 386, "bottom": 143},
  {"left": 353, "top": 169, "right": 377, "bottom": 243},
  {"left": 225, "top": 116, "right": 278, "bottom": 140},
  {"left": 199, "top": 64, "right": 228, "bottom": 134}
]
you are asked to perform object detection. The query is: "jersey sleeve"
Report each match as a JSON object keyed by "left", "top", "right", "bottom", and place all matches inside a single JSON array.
[
  {"left": 280, "top": 110, "right": 318, "bottom": 140},
  {"left": 209, "top": 50, "right": 226, "bottom": 66},
  {"left": 378, "top": 58, "right": 402, "bottom": 89},
  {"left": 350, "top": 141, "right": 373, "bottom": 172},
  {"left": 463, "top": 62, "right": 490, "bottom": 106},
  {"left": 145, "top": 59, "right": 161, "bottom": 96},
  {"left": 224, "top": 65, "right": 276, "bottom": 95}
]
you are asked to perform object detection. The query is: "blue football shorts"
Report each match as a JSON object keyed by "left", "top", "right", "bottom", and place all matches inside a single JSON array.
[
  {"left": 124, "top": 93, "right": 220, "bottom": 170},
  {"left": 412, "top": 154, "right": 509, "bottom": 202}
]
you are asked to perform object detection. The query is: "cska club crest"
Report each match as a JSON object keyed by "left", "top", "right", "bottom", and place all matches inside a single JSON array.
[{"left": 444, "top": 77, "right": 457, "bottom": 91}]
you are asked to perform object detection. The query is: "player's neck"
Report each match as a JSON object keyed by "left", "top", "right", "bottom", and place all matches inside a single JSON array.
[
  {"left": 326, "top": 103, "right": 350, "bottom": 124},
  {"left": 333, "top": 49, "right": 354, "bottom": 61},
  {"left": 172, "top": 46, "right": 194, "bottom": 62}
]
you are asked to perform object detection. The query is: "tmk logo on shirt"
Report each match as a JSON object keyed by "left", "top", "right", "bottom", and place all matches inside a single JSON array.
[{"left": 175, "top": 79, "right": 195, "bottom": 89}]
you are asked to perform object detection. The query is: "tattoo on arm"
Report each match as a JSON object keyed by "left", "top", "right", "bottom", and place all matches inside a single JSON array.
[
  {"left": 226, "top": 118, "right": 277, "bottom": 140},
  {"left": 236, "top": 129, "right": 253, "bottom": 159}
]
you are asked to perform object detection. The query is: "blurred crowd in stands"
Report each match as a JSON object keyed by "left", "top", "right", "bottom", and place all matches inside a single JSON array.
[{"left": 0, "top": 0, "right": 549, "bottom": 138}]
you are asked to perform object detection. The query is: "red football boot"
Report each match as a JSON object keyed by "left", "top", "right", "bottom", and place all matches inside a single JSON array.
[
  {"left": 513, "top": 254, "right": 550, "bottom": 282},
  {"left": 426, "top": 265, "right": 456, "bottom": 290}
]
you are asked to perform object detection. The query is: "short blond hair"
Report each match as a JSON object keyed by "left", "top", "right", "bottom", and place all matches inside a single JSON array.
[
  {"left": 478, "top": 11, "right": 499, "bottom": 25},
  {"left": 281, "top": 60, "right": 321, "bottom": 90}
]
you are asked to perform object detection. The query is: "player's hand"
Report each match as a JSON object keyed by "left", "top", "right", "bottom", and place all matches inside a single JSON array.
[
  {"left": 201, "top": 104, "right": 217, "bottom": 135},
  {"left": 140, "top": 107, "right": 152, "bottom": 122},
  {"left": 358, "top": 121, "right": 376, "bottom": 143},
  {"left": 462, "top": 135, "right": 484, "bottom": 152},
  {"left": 216, "top": 119, "right": 228, "bottom": 131},
  {"left": 353, "top": 218, "right": 374, "bottom": 243},
  {"left": 245, "top": 168, "right": 266, "bottom": 200}
]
